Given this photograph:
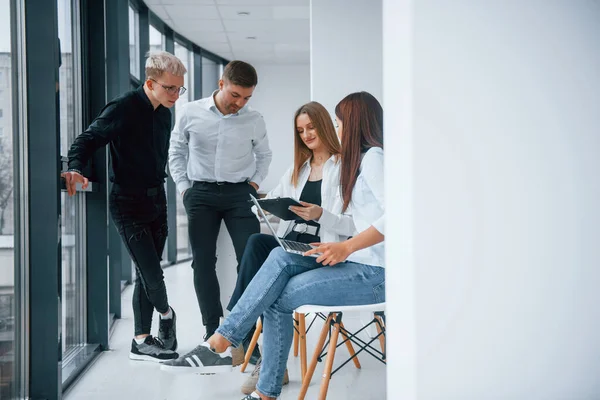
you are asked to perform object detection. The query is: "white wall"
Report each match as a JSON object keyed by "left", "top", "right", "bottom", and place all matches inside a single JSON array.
[
  {"left": 310, "top": 0, "right": 382, "bottom": 113},
  {"left": 385, "top": 1, "right": 600, "bottom": 398},
  {"left": 248, "top": 63, "right": 311, "bottom": 192}
]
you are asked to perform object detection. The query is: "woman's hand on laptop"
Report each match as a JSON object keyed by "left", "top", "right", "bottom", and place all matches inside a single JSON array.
[
  {"left": 289, "top": 201, "right": 323, "bottom": 221},
  {"left": 304, "top": 241, "right": 352, "bottom": 266}
]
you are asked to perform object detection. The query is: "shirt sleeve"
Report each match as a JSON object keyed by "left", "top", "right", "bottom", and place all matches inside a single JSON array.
[
  {"left": 265, "top": 165, "right": 293, "bottom": 199},
  {"left": 362, "top": 148, "right": 385, "bottom": 234},
  {"left": 67, "top": 101, "right": 123, "bottom": 172},
  {"left": 318, "top": 205, "right": 357, "bottom": 237},
  {"left": 168, "top": 105, "right": 191, "bottom": 194},
  {"left": 250, "top": 116, "right": 272, "bottom": 186}
]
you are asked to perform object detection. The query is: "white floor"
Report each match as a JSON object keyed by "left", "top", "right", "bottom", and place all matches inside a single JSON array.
[{"left": 65, "top": 257, "right": 386, "bottom": 400}]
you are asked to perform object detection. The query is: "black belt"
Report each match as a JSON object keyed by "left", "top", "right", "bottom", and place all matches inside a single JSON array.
[
  {"left": 112, "top": 183, "right": 163, "bottom": 196},
  {"left": 194, "top": 180, "right": 248, "bottom": 186}
]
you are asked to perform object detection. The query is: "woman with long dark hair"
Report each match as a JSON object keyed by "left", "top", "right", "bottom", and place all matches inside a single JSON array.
[
  {"left": 225, "top": 101, "right": 356, "bottom": 393},
  {"left": 163, "top": 92, "right": 385, "bottom": 400}
]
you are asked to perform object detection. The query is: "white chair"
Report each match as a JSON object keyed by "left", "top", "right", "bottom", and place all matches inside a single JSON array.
[{"left": 297, "top": 302, "right": 386, "bottom": 400}]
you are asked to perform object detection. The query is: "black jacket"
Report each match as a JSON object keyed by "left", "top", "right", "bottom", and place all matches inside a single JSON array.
[{"left": 67, "top": 86, "right": 172, "bottom": 188}]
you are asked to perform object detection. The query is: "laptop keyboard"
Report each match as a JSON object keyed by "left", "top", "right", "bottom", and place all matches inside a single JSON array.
[{"left": 282, "top": 239, "right": 313, "bottom": 252}]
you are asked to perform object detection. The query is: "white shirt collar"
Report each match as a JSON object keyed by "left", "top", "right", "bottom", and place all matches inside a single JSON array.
[
  {"left": 302, "top": 154, "right": 339, "bottom": 169},
  {"left": 207, "top": 89, "right": 246, "bottom": 117}
]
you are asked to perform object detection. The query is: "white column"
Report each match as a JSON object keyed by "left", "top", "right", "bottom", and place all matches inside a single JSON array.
[
  {"left": 384, "top": 1, "right": 600, "bottom": 398},
  {"left": 310, "top": 0, "right": 382, "bottom": 111}
]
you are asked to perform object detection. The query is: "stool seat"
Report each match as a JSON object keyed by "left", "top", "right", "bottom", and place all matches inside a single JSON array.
[{"left": 295, "top": 302, "right": 385, "bottom": 314}]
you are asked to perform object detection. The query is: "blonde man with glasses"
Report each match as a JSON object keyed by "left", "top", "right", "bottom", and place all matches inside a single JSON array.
[{"left": 62, "top": 51, "right": 186, "bottom": 363}]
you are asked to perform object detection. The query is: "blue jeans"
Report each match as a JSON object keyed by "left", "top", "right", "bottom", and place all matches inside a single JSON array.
[{"left": 216, "top": 247, "right": 386, "bottom": 398}]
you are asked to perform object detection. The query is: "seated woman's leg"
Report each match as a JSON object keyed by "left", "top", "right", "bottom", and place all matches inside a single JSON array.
[
  {"left": 215, "top": 247, "right": 323, "bottom": 348},
  {"left": 227, "top": 233, "right": 280, "bottom": 311},
  {"left": 255, "top": 262, "right": 386, "bottom": 399}
]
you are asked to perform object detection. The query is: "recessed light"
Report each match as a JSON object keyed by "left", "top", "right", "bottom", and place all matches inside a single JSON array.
[
  {"left": 246, "top": 36, "right": 257, "bottom": 40},
  {"left": 237, "top": 11, "right": 251, "bottom": 16}
]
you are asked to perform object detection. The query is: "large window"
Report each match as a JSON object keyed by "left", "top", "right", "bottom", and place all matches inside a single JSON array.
[
  {"left": 128, "top": 4, "right": 140, "bottom": 79},
  {"left": 174, "top": 41, "right": 193, "bottom": 259},
  {"left": 149, "top": 24, "right": 164, "bottom": 53},
  {"left": 174, "top": 41, "right": 193, "bottom": 109},
  {"left": 58, "top": 0, "right": 86, "bottom": 361},
  {"left": 0, "top": 0, "right": 19, "bottom": 399},
  {"left": 0, "top": 0, "right": 16, "bottom": 396},
  {"left": 202, "top": 56, "right": 219, "bottom": 98}
]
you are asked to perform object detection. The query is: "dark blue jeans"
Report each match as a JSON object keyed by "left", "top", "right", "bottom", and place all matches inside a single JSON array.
[
  {"left": 227, "top": 233, "right": 279, "bottom": 312},
  {"left": 109, "top": 185, "right": 169, "bottom": 336}
]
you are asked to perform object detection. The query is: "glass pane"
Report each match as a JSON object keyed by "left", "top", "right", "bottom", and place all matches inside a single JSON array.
[
  {"left": 57, "top": 0, "right": 74, "bottom": 155},
  {"left": 174, "top": 42, "right": 193, "bottom": 259},
  {"left": 174, "top": 42, "right": 191, "bottom": 108},
  {"left": 61, "top": 192, "right": 84, "bottom": 354},
  {"left": 175, "top": 193, "right": 189, "bottom": 260},
  {"left": 202, "top": 57, "right": 219, "bottom": 98},
  {"left": 0, "top": 0, "right": 16, "bottom": 396},
  {"left": 58, "top": 0, "right": 86, "bottom": 357},
  {"left": 128, "top": 5, "right": 139, "bottom": 78},
  {"left": 187, "top": 50, "right": 194, "bottom": 100},
  {"left": 149, "top": 24, "right": 164, "bottom": 52}
]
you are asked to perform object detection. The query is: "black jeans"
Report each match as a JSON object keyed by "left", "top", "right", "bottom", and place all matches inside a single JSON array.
[
  {"left": 109, "top": 185, "right": 169, "bottom": 336},
  {"left": 183, "top": 181, "right": 260, "bottom": 331}
]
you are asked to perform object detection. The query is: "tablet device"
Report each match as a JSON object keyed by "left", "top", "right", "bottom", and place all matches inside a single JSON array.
[{"left": 257, "top": 197, "right": 303, "bottom": 221}]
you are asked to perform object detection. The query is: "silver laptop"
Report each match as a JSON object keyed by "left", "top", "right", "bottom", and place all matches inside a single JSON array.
[{"left": 250, "top": 194, "right": 319, "bottom": 257}]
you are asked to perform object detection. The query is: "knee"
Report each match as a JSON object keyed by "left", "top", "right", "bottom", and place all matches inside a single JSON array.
[
  {"left": 246, "top": 233, "right": 263, "bottom": 248},
  {"left": 264, "top": 247, "right": 288, "bottom": 268},
  {"left": 261, "top": 247, "right": 296, "bottom": 276}
]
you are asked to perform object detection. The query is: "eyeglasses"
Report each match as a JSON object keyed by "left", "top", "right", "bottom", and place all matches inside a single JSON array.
[{"left": 149, "top": 78, "right": 187, "bottom": 96}]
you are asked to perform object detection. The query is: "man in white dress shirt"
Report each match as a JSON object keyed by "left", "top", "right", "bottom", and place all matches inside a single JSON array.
[{"left": 168, "top": 61, "right": 272, "bottom": 341}]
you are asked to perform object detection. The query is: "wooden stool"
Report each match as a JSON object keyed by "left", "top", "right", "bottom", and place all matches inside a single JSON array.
[{"left": 296, "top": 303, "right": 386, "bottom": 400}]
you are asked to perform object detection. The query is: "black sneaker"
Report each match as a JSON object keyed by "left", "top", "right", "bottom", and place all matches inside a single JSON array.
[
  {"left": 158, "top": 307, "right": 177, "bottom": 351},
  {"left": 129, "top": 336, "right": 178, "bottom": 363},
  {"left": 160, "top": 343, "right": 232, "bottom": 373}
]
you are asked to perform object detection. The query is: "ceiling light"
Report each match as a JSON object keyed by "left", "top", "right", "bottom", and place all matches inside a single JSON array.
[{"left": 237, "top": 11, "right": 251, "bottom": 16}]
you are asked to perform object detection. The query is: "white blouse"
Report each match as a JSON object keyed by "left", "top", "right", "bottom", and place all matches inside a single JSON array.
[
  {"left": 266, "top": 155, "right": 356, "bottom": 243},
  {"left": 346, "top": 147, "right": 385, "bottom": 268}
]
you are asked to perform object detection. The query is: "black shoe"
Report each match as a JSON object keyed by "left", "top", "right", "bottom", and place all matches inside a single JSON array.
[
  {"left": 158, "top": 307, "right": 177, "bottom": 351},
  {"left": 129, "top": 335, "right": 178, "bottom": 363},
  {"left": 243, "top": 337, "right": 261, "bottom": 365}
]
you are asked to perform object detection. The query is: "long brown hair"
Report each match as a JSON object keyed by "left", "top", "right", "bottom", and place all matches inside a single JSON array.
[
  {"left": 291, "top": 102, "right": 341, "bottom": 186},
  {"left": 335, "top": 92, "right": 383, "bottom": 211}
]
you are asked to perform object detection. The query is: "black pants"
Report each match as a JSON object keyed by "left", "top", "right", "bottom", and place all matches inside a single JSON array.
[
  {"left": 109, "top": 185, "right": 169, "bottom": 336},
  {"left": 227, "top": 233, "right": 279, "bottom": 312},
  {"left": 183, "top": 181, "right": 260, "bottom": 331},
  {"left": 226, "top": 231, "right": 319, "bottom": 342}
]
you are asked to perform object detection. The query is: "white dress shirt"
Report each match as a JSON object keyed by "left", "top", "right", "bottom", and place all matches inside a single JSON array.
[
  {"left": 266, "top": 155, "right": 356, "bottom": 244},
  {"left": 346, "top": 147, "right": 385, "bottom": 268},
  {"left": 168, "top": 91, "right": 272, "bottom": 194}
]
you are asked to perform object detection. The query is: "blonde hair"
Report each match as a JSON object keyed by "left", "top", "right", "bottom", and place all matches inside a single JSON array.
[{"left": 145, "top": 51, "right": 187, "bottom": 79}]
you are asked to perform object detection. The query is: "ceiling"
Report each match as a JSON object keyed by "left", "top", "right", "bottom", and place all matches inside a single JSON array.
[{"left": 143, "top": 0, "right": 310, "bottom": 64}]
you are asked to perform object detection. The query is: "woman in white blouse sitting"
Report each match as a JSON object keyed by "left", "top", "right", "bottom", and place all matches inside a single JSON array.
[
  {"left": 226, "top": 101, "right": 355, "bottom": 377},
  {"left": 186, "top": 92, "right": 385, "bottom": 400}
]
